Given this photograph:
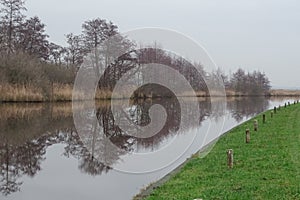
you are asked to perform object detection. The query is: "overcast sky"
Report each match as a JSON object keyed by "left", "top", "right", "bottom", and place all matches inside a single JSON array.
[{"left": 25, "top": 0, "right": 300, "bottom": 88}]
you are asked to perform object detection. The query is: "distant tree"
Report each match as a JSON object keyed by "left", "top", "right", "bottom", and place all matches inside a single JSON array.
[
  {"left": 81, "top": 20, "right": 134, "bottom": 81},
  {"left": 210, "top": 68, "right": 229, "bottom": 90},
  {"left": 82, "top": 18, "right": 118, "bottom": 51},
  {"left": 18, "top": 16, "right": 49, "bottom": 60},
  {"left": 258, "top": 71, "right": 271, "bottom": 93},
  {"left": 0, "top": 0, "right": 26, "bottom": 53},
  {"left": 231, "top": 68, "right": 246, "bottom": 94},
  {"left": 65, "top": 33, "right": 84, "bottom": 67},
  {"left": 48, "top": 42, "right": 66, "bottom": 65},
  {"left": 247, "top": 71, "right": 270, "bottom": 95},
  {"left": 193, "top": 62, "right": 207, "bottom": 77},
  {"left": 230, "top": 68, "right": 271, "bottom": 96}
]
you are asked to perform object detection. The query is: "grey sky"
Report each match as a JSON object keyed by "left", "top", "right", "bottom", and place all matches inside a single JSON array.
[{"left": 25, "top": 0, "right": 300, "bottom": 88}]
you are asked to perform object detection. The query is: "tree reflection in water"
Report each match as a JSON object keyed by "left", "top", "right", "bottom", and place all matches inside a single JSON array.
[
  {"left": 227, "top": 97, "right": 269, "bottom": 122},
  {"left": 0, "top": 97, "right": 273, "bottom": 196},
  {"left": 124, "top": 84, "right": 212, "bottom": 151}
]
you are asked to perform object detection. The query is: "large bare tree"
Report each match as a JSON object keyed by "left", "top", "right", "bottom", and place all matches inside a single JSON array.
[
  {"left": 65, "top": 33, "right": 84, "bottom": 67},
  {"left": 18, "top": 16, "right": 49, "bottom": 60},
  {"left": 82, "top": 18, "right": 118, "bottom": 51},
  {"left": 0, "top": 0, "right": 26, "bottom": 54}
]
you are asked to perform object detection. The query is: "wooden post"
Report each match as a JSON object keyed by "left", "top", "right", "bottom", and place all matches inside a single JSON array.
[
  {"left": 271, "top": 111, "right": 273, "bottom": 118},
  {"left": 246, "top": 129, "right": 250, "bottom": 143},
  {"left": 278, "top": 105, "right": 280, "bottom": 111},
  {"left": 263, "top": 114, "right": 266, "bottom": 123},
  {"left": 254, "top": 120, "right": 258, "bottom": 131},
  {"left": 227, "top": 149, "right": 233, "bottom": 169},
  {"left": 274, "top": 106, "right": 277, "bottom": 114},
  {"left": 285, "top": 103, "right": 287, "bottom": 108}
]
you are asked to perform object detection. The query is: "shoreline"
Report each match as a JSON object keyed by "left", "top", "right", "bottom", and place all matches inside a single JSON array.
[
  {"left": 133, "top": 137, "right": 222, "bottom": 200},
  {"left": 0, "top": 94, "right": 300, "bottom": 103},
  {"left": 1, "top": 84, "right": 300, "bottom": 102}
]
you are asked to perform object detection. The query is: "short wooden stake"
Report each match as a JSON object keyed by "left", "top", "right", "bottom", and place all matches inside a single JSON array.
[
  {"left": 227, "top": 149, "right": 233, "bottom": 169},
  {"left": 274, "top": 106, "right": 277, "bottom": 114},
  {"left": 285, "top": 103, "right": 287, "bottom": 108},
  {"left": 254, "top": 120, "right": 258, "bottom": 131},
  {"left": 246, "top": 129, "right": 250, "bottom": 143},
  {"left": 271, "top": 111, "right": 273, "bottom": 118},
  {"left": 263, "top": 114, "right": 266, "bottom": 123}
]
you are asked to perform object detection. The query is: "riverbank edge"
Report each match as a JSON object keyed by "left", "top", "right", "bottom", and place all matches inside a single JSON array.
[
  {"left": 0, "top": 84, "right": 300, "bottom": 102},
  {"left": 133, "top": 102, "right": 296, "bottom": 200},
  {"left": 133, "top": 136, "right": 221, "bottom": 200},
  {"left": 1, "top": 94, "right": 300, "bottom": 103}
]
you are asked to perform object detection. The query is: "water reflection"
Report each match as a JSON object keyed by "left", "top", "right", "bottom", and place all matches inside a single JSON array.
[
  {"left": 128, "top": 97, "right": 211, "bottom": 150},
  {"left": 0, "top": 103, "right": 73, "bottom": 195},
  {"left": 227, "top": 97, "right": 270, "bottom": 122},
  {"left": 62, "top": 132, "right": 112, "bottom": 176},
  {"left": 95, "top": 87, "right": 211, "bottom": 153},
  {"left": 0, "top": 97, "right": 293, "bottom": 196}
]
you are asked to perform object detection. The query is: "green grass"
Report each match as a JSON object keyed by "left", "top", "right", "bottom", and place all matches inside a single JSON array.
[{"left": 142, "top": 104, "right": 300, "bottom": 200}]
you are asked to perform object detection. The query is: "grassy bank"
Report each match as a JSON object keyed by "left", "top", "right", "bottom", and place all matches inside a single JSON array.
[{"left": 137, "top": 102, "right": 300, "bottom": 199}]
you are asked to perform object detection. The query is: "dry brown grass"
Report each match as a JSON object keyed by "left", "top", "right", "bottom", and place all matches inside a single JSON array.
[
  {"left": 0, "top": 84, "right": 45, "bottom": 102},
  {"left": 270, "top": 89, "right": 300, "bottom": 96},
  {"left": 52, "top": 83, "right": 73, "bottom": 101},
  {"left": 3, "top": 83, "right": 298, "bottom": 102},
  {"left": 0, "top": 83, "right": 74, "bottom": 102}
]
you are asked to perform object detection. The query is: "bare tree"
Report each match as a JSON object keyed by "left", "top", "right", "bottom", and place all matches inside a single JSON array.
[
  {"left": 82, "top": 18, "right": 118, "bottom": 51},
  {"left": 65, "top": 33, "right": 84, "bottom": 67},
  {"left": 48, "top": 42, "right": 66, "bottom": 65},
  {"left": 0, "top": 0, "right": 26, "bottom": 53},
  {"left": 230, "top": 68, "right": 271, "bottom": 96},
  {"left": 231, "top": 68, "right": 246, "bottom": 94},
  {"left": 18, "top": 16, "right": 49, "bottom": 60},
  {"left": 210, "top": 67, "right": 229, "bottom": 89}
]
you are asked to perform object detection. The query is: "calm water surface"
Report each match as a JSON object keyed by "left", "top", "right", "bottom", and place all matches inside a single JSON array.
[{"left": 0, "top": 97, "right": 297, "bottom": 200}]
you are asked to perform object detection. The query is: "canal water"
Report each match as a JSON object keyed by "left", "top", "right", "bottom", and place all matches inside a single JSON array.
[{"left": 0, "top": 97, "right": 297, "bottom": 199}]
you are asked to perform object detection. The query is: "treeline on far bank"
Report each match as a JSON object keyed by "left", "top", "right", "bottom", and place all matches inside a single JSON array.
[
  {"left": 0, "top": 0, "right": 274, "bottom": 102},
  {"left": 0, "top": 50, "right": 275, "bottom": 102}
]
